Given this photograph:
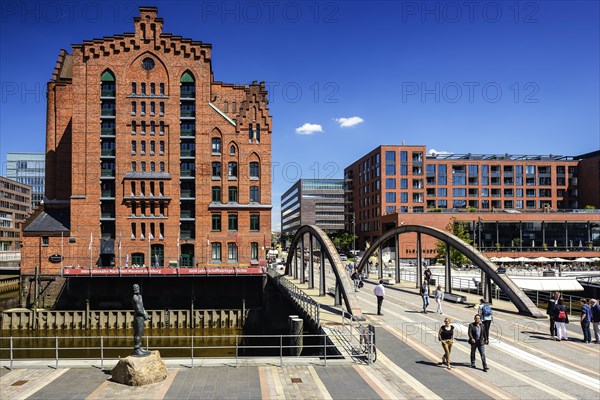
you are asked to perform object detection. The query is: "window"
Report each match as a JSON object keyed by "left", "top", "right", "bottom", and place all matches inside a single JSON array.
[
  {"left": 211, "top": 242, "right": 221, "bottom": 260},
  {"left": 150, "top": 141, "right": 155, "bottom": 154},
  {"left": 385, "top": 192, "right": 396, "bottom": 202},
  {"left": 251, "top": 242, "right": 259, "bottom": 260},
  {"left": 400, "top": 179, "right": 408, "bottom": 189},
  {"left": 385, "top": 151, "right": 396, "bottom": 175},
  {"left": 160, "top": 162, "right": 165, "bottom": 172},
  {"left": 131, "top": 141, "right": 137, "bottom": 154},
  {"left": 250, "top": 162, "right": 259, "bottom": 178},
  {"left": 159, "top": 141, "right": 165, "bottom": 155},
  {"left": 212, "top": 162, "right": 221, "bottom": 178},
  {"left": 401, "top": 192, "right": 408, "bottom": 203},
  {"left": 159, "top": 121, "right": 164, "bottom": 135},
  {"left": 132, "top": 82, "right": 137, "bottom": 94},
  {"left": 150, "top": 83, "right": 155, "bottom": 95},
  {"left": 150, "top": 102, "right": 155, "bottom": 115},
  {"left": 141, "top": 102, "right": 146, "bottom": 115},
  {"left": 453, "top": 188, "right": 466, "bottom": 197},
  {"left": 228, "top": 162, "right": 238, "bottom": 178},
  {"left": 131, "top": 162, "right": 137, "bottom": 172},
  {"left": 141, "top": 121, "right": 146, "bottom": 134},
  {"left": 150, "top": 162, "right": 155, "bottom": 172},
  {"left": 250, "top": 214, "right": 260, "bottom": 231},
  {"left": 131, "top": 101, "right": 136, "bottom": 115},
  {"left": 228, "top": 243, "right": 238, "bottom": 261},
  {"left": 141, "top": 141, "right": 146, "bottom": 154},
  {"left": 230, "top": 145, "right": 236, "bottom": 155},
  {"left": 141, "top": 83, "right": 146, "bottom": 95},
  {"left": 228, "top": 213, "right": 238, "bottom": 230},
  {"left": 150, "top": 121, "right": 155, "bottom": 134},
  {"left": 228, "top": 186, "right": 238, "bottom": 202},
  {"left": 212, "top": 138, "right": 221, "bottom": 153},
  {"left": 141, "top": 162, "right": 146, "bottom": 172},
  {"left": 160, "top": 102, "right": 164, "bottom": 115},
  {"left": 212, "top": 186, "right": 221, "bottom": 202},
  {"left": 160, "top": 83, "right": 165, "bottom": 95},
  {"left": 385, "top": 178, "right": 395, "bottom": 189},
  {"left": 438, "top": 188, "right": 447, "bottom": 197},
  {"left": 211, "top": 214, "right": 221, "bottom": 231},
  {"left": 250, "top": 186, "right": 259, "bottom": 202}
]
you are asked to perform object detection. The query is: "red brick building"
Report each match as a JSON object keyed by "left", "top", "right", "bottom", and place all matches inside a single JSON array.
[
  {"left": 344, "top": 146, "right": 600, "bottom": 260},
  {"left": 22, "top": 7, "right": 272, "bottom": 279}
]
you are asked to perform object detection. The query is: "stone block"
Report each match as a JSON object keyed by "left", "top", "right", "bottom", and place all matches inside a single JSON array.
[{"left": 110, "top": 350, "right": 167, "bottom": 386}]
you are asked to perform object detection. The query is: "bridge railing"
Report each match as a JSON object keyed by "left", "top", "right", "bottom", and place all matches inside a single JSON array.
[
  {"left": 266, "top": 266, "right": 320, "bottom": 329},
  {"left": 336, "top": 312, "right": 375, "bottom": 364},
  {"left": 380, "top": 268, "right": 584, "bottom": 316}
]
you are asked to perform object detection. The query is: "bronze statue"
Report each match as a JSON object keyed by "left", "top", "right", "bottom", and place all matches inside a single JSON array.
[{"left": 132, "top": 283, "right": 150, "bottom": 356}]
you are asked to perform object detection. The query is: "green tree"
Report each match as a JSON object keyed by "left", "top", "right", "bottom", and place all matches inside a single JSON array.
[
  {"left": 435, "top": 218, "right": 473, "bottom": 266},
  {"left": 329, "top": 231, "right": 357, "bottom": 253}
]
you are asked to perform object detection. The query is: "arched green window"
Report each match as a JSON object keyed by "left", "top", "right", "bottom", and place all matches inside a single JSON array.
[
  {"left": 180, "top": 71, "right": 195, "bottom": 83},
  {"left": 101, "top": 70, "right": 115, "bottom": 97}
]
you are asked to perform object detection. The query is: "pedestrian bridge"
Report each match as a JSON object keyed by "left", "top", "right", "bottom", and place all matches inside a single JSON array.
[{"left": 285, "top": 224, "right": 545, "bottom": 319}]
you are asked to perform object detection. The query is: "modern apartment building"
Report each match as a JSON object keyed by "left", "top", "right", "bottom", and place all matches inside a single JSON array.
[
  {"left": 0, "top": 177, "right": 32, "bottom": 252},
  {"left": 345, "top": 146, "right": 600, "bottom": 259},
  {"left": 21, "top": 7, "right": 272, "bottom": 278},
  {"left": 5, "top": 152, "right": 45, "bottom": 209},
  {"left": 281, "top": 179, "right": 345, "bottom": 236}
]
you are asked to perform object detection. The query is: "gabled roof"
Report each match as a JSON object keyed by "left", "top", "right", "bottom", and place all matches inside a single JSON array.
[{"left": 23, "top": 208, "right": 70, "bottom": 233}]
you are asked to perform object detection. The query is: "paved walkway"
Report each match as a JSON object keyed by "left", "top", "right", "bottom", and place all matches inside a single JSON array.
[{"left": 2, "top": 275, "right": 599, "bottom": 399}]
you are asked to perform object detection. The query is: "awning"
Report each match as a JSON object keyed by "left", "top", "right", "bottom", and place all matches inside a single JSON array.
[{"left": 510, "top": 276, "right": 584, "bottom": 292}]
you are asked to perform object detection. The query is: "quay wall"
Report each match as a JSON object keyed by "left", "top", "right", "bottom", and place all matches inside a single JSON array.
[{"left": 0, "top": 309, "right": 247, "bottom": 330}]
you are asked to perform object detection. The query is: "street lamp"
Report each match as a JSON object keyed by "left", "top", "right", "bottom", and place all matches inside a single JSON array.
[{"left": 352, "top": 212, "right": 356, "bottom": 257}]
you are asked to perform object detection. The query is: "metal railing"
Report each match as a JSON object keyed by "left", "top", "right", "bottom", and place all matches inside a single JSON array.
[
  {"left": 337, "top": 313, "right": 376, "bottom": 364},
  {"left": 267, "top": 267, "right": 320, "bottom": 329},
  {"left": 0, "top": 333, "right": 345, "bottom": 370}
]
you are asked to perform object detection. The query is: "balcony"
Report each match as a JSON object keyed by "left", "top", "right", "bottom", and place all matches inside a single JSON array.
[
  {"left": 181, "top": 129, "right": 195, "bottom": 137},
  {"left": 101, "top": 169, "right": 115, "bottom": 177},
  {"left": 101, "top": 90, "right": 116, "bottom": 97},
  {"left": 180, "top": 111, "right": 195, "bottom": 118},
  {"left": 100, "top": 190, "right": 115, "bottom": 198},
  {"left": 180, "top": 170, "right": 195, "bottom": 177},
  {"left": 180, "top": 210, "right": 195, "bottom": 219},
  {"left": 100, "top": 212, "right": 115, "bottom": 220},
  {"left": 101, "top": 149, "right": 115, "bottom": 157},
  {"left": 101, "top": 109, "right": 116, "bottom": 117},
  {"left": 180, "top": 230, "right": 194, "bottom": 240},
  {"left": 180, "top": 189, "right": 195, "bottom": 198},
  {"left": 180, "top": 92, "right": 196, "bottom": 99},
  {"left": 180, "top": 149, "right": 195, "bottom": 157},
  {"left": 101, "top": 128, "right": 116, "bottom": 136}
]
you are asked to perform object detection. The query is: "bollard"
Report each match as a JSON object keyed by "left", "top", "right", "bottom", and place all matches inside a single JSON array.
[
  {"left": 10, "top": 337, "right": 13, "bottom": 370},
  {"left": 290, "top": 318, "right": 303, "bottom": 356}
]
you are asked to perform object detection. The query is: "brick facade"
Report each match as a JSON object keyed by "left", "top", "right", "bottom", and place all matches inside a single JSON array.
[{"left": 21, "top": 7, "right": 272, "bottom": 280}]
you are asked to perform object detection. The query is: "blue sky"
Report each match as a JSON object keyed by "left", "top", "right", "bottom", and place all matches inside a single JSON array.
[{"left": 1, "top": 1, "right": 599, "bottom": 230}]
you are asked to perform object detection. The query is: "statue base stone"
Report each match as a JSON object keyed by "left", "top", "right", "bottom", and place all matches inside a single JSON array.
[{"left": 110, "top": 350, "right": 167, "bottom": 386}]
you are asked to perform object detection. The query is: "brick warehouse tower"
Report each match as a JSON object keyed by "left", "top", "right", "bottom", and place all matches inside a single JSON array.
[{"left": 20, "top": 7, "right": 272, "bottom": 307}]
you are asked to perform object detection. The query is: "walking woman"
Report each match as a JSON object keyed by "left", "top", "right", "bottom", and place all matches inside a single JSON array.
[
  {"left": 434, "top": 285, "right": 444, "bottom": 314},
  {"left": 438, "top": 317, "right": 455, "bottom": 369},
  {"left": 554, "top": 298, "right": 569, "bottom": 341}
]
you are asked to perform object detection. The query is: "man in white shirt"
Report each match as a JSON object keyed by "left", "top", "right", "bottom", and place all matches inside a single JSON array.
[{"left": 374, "top": 280, "right": 385, "bottom": 315}]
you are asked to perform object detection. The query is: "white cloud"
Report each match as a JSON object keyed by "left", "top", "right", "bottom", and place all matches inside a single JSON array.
[
  {"left": 428, "top": 149, "right": 453, "bottom": 157},
  {"left": 335, "top": 116, "right": 364, "bottom": 128},
  {"left": 295, "top": 123, "right": 323, "bottom": 135}
]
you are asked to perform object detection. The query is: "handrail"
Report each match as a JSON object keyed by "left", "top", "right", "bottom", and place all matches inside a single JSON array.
[
  {"left": 0, "top": 333, "right": 354, "bottom": 369},
  {"left": 338, "top": 311, "right": 375, "bottom": 364},
  {"left": 266, "top": 266, "right": 320, "bottom": 328}
]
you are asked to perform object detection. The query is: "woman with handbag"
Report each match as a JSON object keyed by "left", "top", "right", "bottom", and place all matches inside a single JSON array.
[{"left": 554, "top": 298, "right": 569, "bottom": 341}]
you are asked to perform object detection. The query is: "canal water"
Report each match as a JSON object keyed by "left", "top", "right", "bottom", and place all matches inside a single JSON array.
[{"left": 0, "top": 280, "right": 326, "bottom": 359}]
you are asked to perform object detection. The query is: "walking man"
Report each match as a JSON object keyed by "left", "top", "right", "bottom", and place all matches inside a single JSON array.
[
  {"left": 374, "top": 279, "right": 385, "bottom": 316},
  {"left": 420, "top": 280, "right": 430, "bottom": 313},
  {"left": 589, "top": 298, "right": 600, "bottom": 343},
  {"left": 580, "top": 298, "right": 592, "bottom": 343},
  {"left": 547, "top": 291, "right": 561, "bottom": 338},
  {"left": 468, "top": 314, "right": 489, "bottom": 372},
  {"left": 478, "top": 298, "right": 493, "bottom": 339}
]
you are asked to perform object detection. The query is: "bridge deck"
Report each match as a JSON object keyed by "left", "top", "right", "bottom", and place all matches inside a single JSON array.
[
  {"left": 61, "top": 266, "right": 266, "bottom": 277},
  {"left": 2, "top": 272, "right": 599, "bottom": 400}
]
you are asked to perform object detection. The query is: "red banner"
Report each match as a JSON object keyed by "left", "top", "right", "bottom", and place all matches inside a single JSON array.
[{"left": 62, "top": 267, "right": 265, "bottom": 276}]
